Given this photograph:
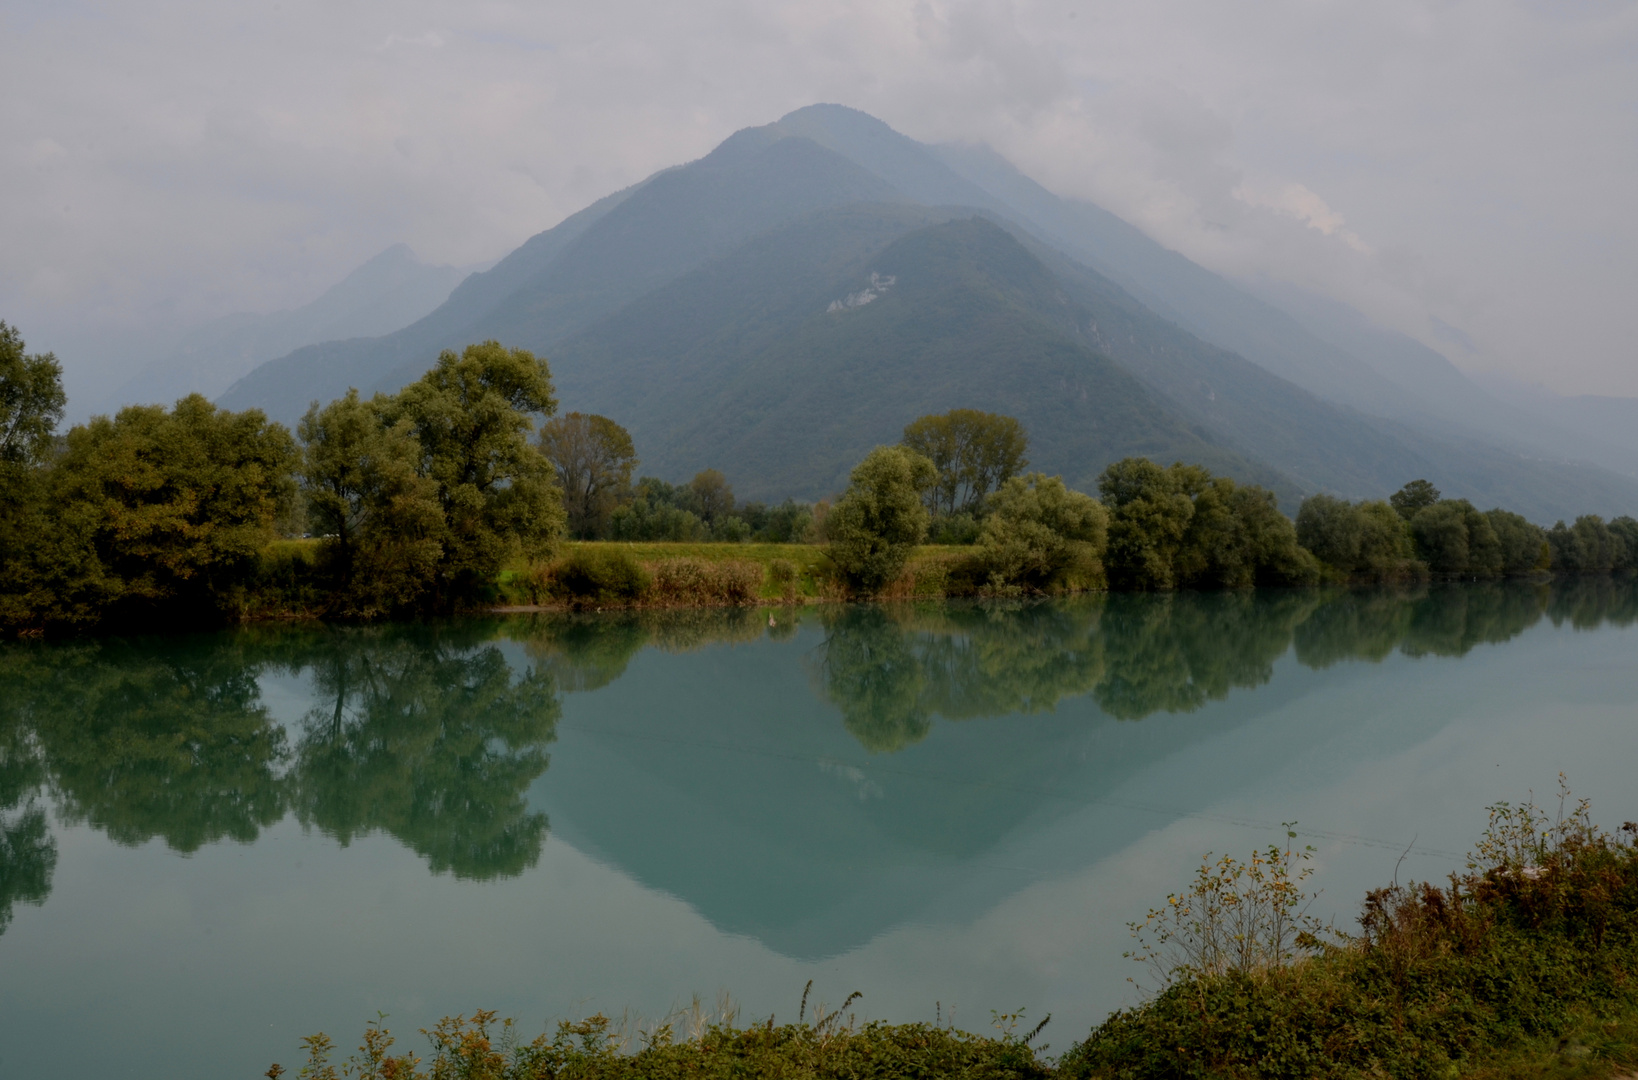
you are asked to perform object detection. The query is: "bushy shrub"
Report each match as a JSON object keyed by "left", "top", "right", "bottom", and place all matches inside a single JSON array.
[
  {"left": 646, "top": 559, "right": 761, "bottom": 606},
  {"left": 769, "top": 558, "right": 799, "bottom": 602},
  {"left": 553, "top": 548, "right": 649, "bottom": 604},
  {"left": 978, "top": 473, "right": 1107, "bottom": 593}
]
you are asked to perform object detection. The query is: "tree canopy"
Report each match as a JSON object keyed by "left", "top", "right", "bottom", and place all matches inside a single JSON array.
[
  {"left": 539, "top": 412, "right": 638, "bottom": 539},
  {"left": 826, "top": 445, "right": 936, "bottom": 593},
  {"left": 901, "top": 408, "right": 1028, "bottom": 517}
]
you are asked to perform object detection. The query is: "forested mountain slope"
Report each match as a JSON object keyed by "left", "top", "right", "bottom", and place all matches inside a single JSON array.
[{"left": 551, "top": 210, "right": 1284, "bottom": 501}]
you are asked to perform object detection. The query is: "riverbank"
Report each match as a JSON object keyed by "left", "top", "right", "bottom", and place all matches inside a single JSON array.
[{"left": 275, "top": 791, "right": 1638, "bottom": 1080}]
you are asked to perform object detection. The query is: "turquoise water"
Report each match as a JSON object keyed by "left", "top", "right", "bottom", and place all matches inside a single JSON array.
[{"left": 1, "top": 582, "right": 1635, "bottom": 1077}]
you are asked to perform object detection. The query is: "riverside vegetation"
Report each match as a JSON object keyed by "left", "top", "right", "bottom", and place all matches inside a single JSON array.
[
  {"left": 4, "top": 321, "right": 1638, "bottom": 639},
  {"left": 267, "top": 782, "right": 1638, "bottom": 1080}
]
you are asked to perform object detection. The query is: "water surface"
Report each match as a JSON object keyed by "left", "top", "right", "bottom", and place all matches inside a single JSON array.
[{"left": 1, "top": 582, "right": 1635, "bottom": 1077}]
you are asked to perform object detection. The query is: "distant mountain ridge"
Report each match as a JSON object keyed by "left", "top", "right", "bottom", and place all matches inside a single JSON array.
[
  {"left": 108, "top": 244, "right": 464, "bottom": 412},
  {"left": 214, "top": 104, "right": 1638, "bottom": 520}
]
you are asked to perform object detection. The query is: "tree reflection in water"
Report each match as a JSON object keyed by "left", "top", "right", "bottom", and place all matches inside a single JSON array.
[{"left": 1, "top": 579, "right": 1635, "bottom": 931}]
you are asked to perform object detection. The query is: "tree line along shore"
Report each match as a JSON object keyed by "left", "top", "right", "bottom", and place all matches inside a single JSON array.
[{"left": 4, "top": 324, "right": 1637, "bottom": 636}]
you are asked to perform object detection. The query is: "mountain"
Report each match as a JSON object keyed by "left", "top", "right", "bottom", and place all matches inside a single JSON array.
[
  {"left": 215, "top": 105, "right": 1638, "bottom": 520},
  {"left": 220, "top": 132, "right": 908, "bottom": 422},
  {"left": 552, "top": 208, "right": 1283, "bottom": 501},
  {"left": 107, "top": 245, "right": 464, "bottom": 410}
]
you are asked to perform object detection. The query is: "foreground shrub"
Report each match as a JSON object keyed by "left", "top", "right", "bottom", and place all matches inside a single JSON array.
[
  {"left": 827, "top": 446, "right": 936, "bottom": 594},
  {"left": 978, "top": 473, "right": 1107, "bottom": 593},
  {"left": 1062, "top": 782, "right": 1638, "bottom": 1080},
  {"left": 647, "top": 558, "right": 761, "bottom": 606}
]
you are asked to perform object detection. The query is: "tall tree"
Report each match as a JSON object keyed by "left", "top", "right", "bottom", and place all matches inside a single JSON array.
[
  {"left": 0, "top": 321, "right": 65, "bottom": 467},
  {"left": 1390, "top": 479, "right": 1441, "bottom": 521},
  {"left": 538, "top": 413, "right": 638, "bottom": 539},
  {"left": 383, "top": 341, "right": 565, "bottom": 605},
  {"left": 901, "top": 409, "right": 1028, "bottom": 517},
  {"left": 299, "top": 389, "right": 445, "bottom": 616},
  {"left": 686, "top": 468, "right": 734, "bottom": 527},
  {"left": 826, "top": 445, "right": 936, "bottom": 593}
]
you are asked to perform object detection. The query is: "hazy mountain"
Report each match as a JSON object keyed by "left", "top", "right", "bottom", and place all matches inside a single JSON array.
[
  {"left": 220, "top": 131, "right": 908, "bottom": 421},
  {"left": 552, "top": 208, "right": 1285, "bottom": 501},
  {"left": 215, "top": 104, "right": 1638, "bottom": 520},
  {"left": 107, "top": 244, "right": 464, "bottom": 411}
]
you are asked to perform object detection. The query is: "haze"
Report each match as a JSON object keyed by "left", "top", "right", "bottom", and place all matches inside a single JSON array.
[{"left": 3, "top": 0, "right": 1635, "bottom": 410}]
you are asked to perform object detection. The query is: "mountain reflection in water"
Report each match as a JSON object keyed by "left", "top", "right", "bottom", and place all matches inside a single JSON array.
[{"left": 1, "top": 579, "right": 1635, "bottom": 939}]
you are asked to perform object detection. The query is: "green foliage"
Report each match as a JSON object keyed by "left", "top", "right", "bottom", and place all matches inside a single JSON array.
[
  {"left": 1063, "top": 784, "right": 1638, "bottom": 1080},
  {"left": 1485, "top": 508, "right": 1551, "bottom": 574},
  {"left": 299, "top": 389, "right": 444, "bottom": 617},
  {"left": 0, "top": 321, "right": 65, "bottom": 467},
  {"left": 539, "top": 412, "right": 638, "bottom": 539},
  {"left": 50, "top": 394, "right": 298, "bottom": 625},
  {"left": 550, "top": 548, "right": 650, "bottom": 604},
  {"left": 1410, "top": 499, "right": 1503, "bottom": 576},
  {"left": 978, "top": 473, "right": 1107, "bottom": 592},
  {"left": 1547, "top": 515, "right": 1628, "bottom": 574},
  {"left": 1296, "top": 495, "right": 1418, "bottom": 579},
  {"left": 902, "top": 408, "right": 1030, "bottom": 517},
  {"left": 1099, "top": 459, "right": 1316, "bottom": 590},
  {"left": 1390, "top": 478, "right": 1441, "bottom": 520},
  {"left": 384, "top": 341, "right": 566, "bottom": 607},
  {"left": 827, "top": 446, "right": 937, "bottom": 593}
]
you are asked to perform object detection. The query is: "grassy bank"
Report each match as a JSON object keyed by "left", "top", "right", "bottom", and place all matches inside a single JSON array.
[
  {"left": 274, "top": 789, "right": 1638, "bottom": 1080},
  {"left": 497, "top": 541, "right": 984, "bottom": 608}
]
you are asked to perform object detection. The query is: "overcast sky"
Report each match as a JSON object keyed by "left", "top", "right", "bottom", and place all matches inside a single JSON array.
[{"left": 4, "top": 0, "right": 1635, "bottom": 404}]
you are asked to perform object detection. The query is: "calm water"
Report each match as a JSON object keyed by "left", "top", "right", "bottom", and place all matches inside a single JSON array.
[{"left": 2, "top": 582, "right": 1636, "bottom": 1077}]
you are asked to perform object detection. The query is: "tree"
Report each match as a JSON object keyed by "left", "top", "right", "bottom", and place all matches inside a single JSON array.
[
  {"left": 538, "top": 412, "right": 638, "bottom": 539},
  {"left": 1410, "top": 499, "right": 1502, "bottom": 576},
  {"left": 0, "top": 323, "right": 68, "bottom": 631},
  {"left": 50, "top": 394, "right": 297, "bottom": 624},
  {"left": 1547, "top": 515, "right": 1623, "bottom": 574},
  {"left": 978, "top": 473, "right": 1108, "bottom": 591},
  {"left": 1098, "top": 459, "right": 1196, "bottom": 590},
  {"left": 686, "top": 468, "right": 735, "bottom": 528},
  {"left": 902, "top": 409, "right": 1028, "bottom": 517},
  {"left": 1297, "top": 495, "right": 1415, "bottom": 577},
  {"left": 383, "top": 341, "right": 565, "bottom": 606},
  {"left": 298, "top": 389, "right": 445, "bottom": 616},
  {"left": 1485, "top": 509, "right": 1550, "bottom": 575},
  {"left": 0, "top": 321, "right": 65, "bottom": 467},
  {"left": 826, "top": 445, "right": 936, "bottom": 593},
  {"left": 1390, "top": 479, "right": 1441, "bottom": 521}
]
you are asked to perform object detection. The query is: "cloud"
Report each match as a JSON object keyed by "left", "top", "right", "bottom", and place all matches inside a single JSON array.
[{"left": 1, "top": 0, "right": 1635, "bottom": 404}]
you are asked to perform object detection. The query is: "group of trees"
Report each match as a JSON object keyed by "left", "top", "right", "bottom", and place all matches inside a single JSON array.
[
  {"left": 824, "top": 413, "right": 1317, "bottom": 595},
  {"left": 0, "top": 325, "right": 567, "bottom": 631},
  {"left": 1297, "top": 479, "right": 1638, "bottom": 581}
]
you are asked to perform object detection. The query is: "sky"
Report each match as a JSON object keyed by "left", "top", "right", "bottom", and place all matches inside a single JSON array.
[{"left": 3, "top": 0, "right": 1636, "bottom": 406}]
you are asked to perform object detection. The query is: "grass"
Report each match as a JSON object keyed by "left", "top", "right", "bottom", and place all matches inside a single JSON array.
[{"left": 499, "top": 542, "right": 978, "bottom": 606}]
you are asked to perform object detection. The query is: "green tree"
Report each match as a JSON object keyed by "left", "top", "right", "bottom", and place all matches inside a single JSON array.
[
  {"left": 978, "top": 473, "right": 1108, "bottom": 591},
  {"left": 1297, "top": 495, "right": 1416, "bottom": 577},
  {"left": 50, "top": 394, "right": 297, "bottom": 625},
  {"left": 686, "top": 468, "right": 735, "bottom": 529},
  {"left": 538, "top": 412, "right": 638, "bottom": 539},
  {"left": 299, "top": 389, "right": 445, "bottom": 616},
  {"left": 1411, "top": 499, "right": 1502, "bottom": 576},
  {"left": 1099, "top": 458, "right": 1195, "bottom": 590},
  {"left": 384, "top": 341, "right": 565, "bottom": 606},
  {"left": 826, "top": 445, "right": 936, "bottom": 593},
  {"left": 1485, "top": 508, "right": 1550, "bottom": 575},
  {"left": 1610, "top": 516, "right": 1638, "bottom": 572},
  {"left": 1547, "top": 514, "right": 1623, "bottom": 574},
  {"left": 0, "top": 323, "right": 69, "bottom": 631},
  {"left": 0, "top": 321, "right": 65, "bottom": 467},
  {"left": 1390, "top": 479, "right": 1441, "bottom": 520},
  {"left": 901, "top": 409, "right": 1028, "bottom": 517}
]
